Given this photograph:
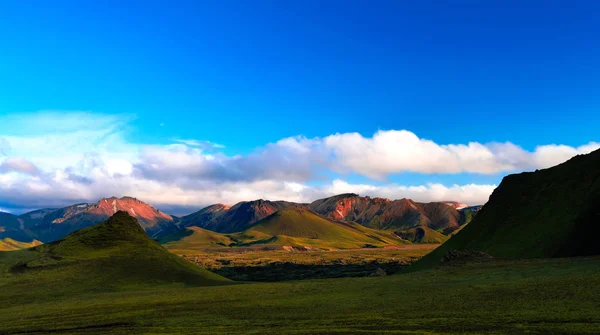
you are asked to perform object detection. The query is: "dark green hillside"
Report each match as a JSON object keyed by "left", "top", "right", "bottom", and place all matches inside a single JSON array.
[
  {"left": 414, "top": 149, "right": 600, "bottom": 269},
  {"left": 0, "top": 211, "right": 230, "bottom": 294}
]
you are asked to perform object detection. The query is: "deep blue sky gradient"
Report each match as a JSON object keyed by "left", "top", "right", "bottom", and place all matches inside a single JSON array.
[{"left": 1, "top": 0, "right": 599, "bottom": 154}]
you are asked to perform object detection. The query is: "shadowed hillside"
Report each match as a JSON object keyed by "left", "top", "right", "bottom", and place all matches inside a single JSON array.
[
  {"left": 0, "top": 211, "right": 230, "bottom": 293},
  {"left": 179, "top": 204, "right": 230, "bottom": 228},
  {"left": 0, "top": 211, "right": 32, "bottom": 242},
  {"left": 414, "top": 149, "right": 600, "bottom": 269},
  {"left": 395, "top": 226, "right": 449, "bottom": 244}
]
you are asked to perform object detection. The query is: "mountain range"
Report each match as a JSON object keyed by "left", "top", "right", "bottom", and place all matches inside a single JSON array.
[
  {"left": 0, "top": 194, "right": 480, "bottom": 249},
  {"left": 162, "top": 207, "right": 411, "bottom": 252}
]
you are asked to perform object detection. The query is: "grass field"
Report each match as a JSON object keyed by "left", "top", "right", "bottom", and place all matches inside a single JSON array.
[
  {"left": 176, "top": 245, "right": 436, "bottom": 281},
  {"left": 1, "top": 256, "right": 599, "bottom": 334}
]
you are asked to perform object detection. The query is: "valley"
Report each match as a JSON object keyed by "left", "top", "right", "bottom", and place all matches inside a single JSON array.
[{"left": 176, "top": 246, "right": 436, "bottom": 281}]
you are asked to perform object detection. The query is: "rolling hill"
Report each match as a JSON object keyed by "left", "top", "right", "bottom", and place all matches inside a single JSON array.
[
  {"left": 414, "top": 148, "right": 600, "bottom": 269},
  {"left": 163, "top": 207, "right": 409, "bottom": 251},
  {"left": 0, "top": 211, "right": 230, "bottom": 293}
]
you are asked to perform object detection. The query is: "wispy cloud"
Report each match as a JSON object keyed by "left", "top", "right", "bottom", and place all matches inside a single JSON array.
[{"left": 174, "top": 139, "right": 226, "bottom": 150}]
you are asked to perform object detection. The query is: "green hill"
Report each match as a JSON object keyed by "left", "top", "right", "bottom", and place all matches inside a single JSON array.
[
  {"left": 414, "top": 148, "right": 600, "bottom": 270},
  {"left": 160, "top": 226, "right": 237, "bottom": 250},
  {"left": 0, "top": 211, "right": 230, "bottom": 293},
  {"left": 163, "top": 208, "right": 409, "bottom": 251}
]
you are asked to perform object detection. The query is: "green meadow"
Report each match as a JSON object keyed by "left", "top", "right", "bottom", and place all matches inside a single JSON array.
[{"left": 1, "top": 253, "right": 599, "bottom": 334}]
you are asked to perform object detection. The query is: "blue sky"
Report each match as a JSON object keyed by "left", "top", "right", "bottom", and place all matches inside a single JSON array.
[{"left": 0, "top": 1, "right": 599, "bottom": 214}]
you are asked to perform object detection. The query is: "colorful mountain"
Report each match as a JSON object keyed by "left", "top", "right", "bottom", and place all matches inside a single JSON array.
[
  {"left": 309, "top": 194, "right": 471, "bottom": 234},
  {"left": 6, "top": 197, "right": 178, "bottom": 243}
]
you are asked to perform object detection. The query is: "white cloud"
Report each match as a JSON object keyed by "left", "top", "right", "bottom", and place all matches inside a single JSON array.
[
  {"left": 324, "top": 130, "right": 599, "bottom": 179},
  {"left": 0, "top": 111, "right": 597, "bottom": 214}
]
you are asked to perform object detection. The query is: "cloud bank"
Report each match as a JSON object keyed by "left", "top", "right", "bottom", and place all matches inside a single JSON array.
[{"left": 0, "top": 111, "right": 597, "bottom": 214}]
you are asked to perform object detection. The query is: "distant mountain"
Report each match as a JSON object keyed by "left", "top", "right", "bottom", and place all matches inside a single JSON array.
[
  {"left": 309, "top": 194, "right": 471, "bottom": 235},
  {"left": 4, "top": 194, "right": 480, "bottom": 244},
  {"left": 4, "top": 197, "right": 178, "bottom": 243},
  {"left": 0, "top": 211, "right": 229, "bottom": 290},
  {"left": 162, "top": 207, "right": 409, "bottom": 251},
  {"left": 179, "top": 204, "right": 230, "bottom": 228},
  {"left": 0, "top": 212, "right": 32, "bottom": 241},
  {"left": 185, "top": 199, "right": 301, "bottom": 233},
  {"left": 414, "top": 148, "right": 600, "bottom": 269}
]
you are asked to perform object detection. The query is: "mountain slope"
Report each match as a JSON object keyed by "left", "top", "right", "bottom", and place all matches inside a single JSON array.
[
  {"left": 201, "top": 200, "right": 300, "bottom": 233},
  {"left": 0, "top": 238, "right": 42, "bottom": 251},
  {"left": 414, "top": 148, "right": 600, "bottom": 269},
  {"left": 0, "top": 212, "right": 32, "bottom": 241},
  {"left": 163, "top": 208, "right": 408, "bottom": 250},
  {"left": 0, "top": 211, "right": 229, "bottom": 291},
  {"left": 179, "top": 204, "right": 230, "bottom": 228},
  {"left": 309, "top": 194, "right": 470, "bottom": 234}
]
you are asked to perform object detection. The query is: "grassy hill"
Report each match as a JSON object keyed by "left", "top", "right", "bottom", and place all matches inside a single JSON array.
[
  {"left": 0, "top": 238, "right": 42, "bottom": 251},
  {"left": 414, "top": 148, "right": 600, "bottom": 270},
  {"left": 162, "top": 208, "right": 408, "bottom": 251},
  {"left": 160, "top": 226, "right": 237, "bottom": 250},
  {"left": 0, "top": 211, "right": 230, "bottom": 295},
  {"left": 395, "top": 226, "right": 449, "bottom": 243}
]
